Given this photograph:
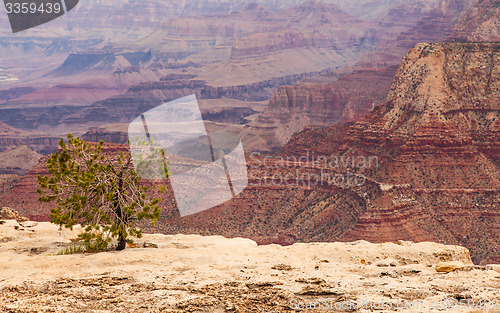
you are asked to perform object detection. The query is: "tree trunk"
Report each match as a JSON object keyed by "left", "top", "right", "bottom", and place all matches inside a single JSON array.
[
  {"left": 116, "top": 233, "right": 126, "bottom": 251},
  {"left": 115, "top": 171, "right": 126, "bottom": 251}
]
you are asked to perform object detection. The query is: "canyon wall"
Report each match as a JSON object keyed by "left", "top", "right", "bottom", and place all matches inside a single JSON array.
[
  {"left": 3, "top": 2, "right": 500, "bottom": 265},
  {"left": 242, "top": 0, "right": 474, "bottom": 153},
  {"left": 0, "top": 121, "right": 59, "bottom": 154},
  {"left": 451, "top": 0, "right": 500, "bottom": 41},
  {"left": 242, "top": 67, "right": 398, "bottom": 152},
  {"left": 281, "top": 42, "right": 500, "bottom": 264}
]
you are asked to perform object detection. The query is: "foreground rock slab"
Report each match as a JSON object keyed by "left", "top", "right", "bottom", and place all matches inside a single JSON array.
[{"left": 0, "top": 220, "right": 499, "bottom": 312}]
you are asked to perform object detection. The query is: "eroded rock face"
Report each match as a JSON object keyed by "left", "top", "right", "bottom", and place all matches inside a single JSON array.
[
  {"left": 81, "top": 127, "right": 129, "bottom": 145},
  {"left": 0, "top": 145, "right": 43, "bottom": 175},
  {"left": 229, "top": 2, "right": 366, "bottom": 59},
  {"left": 242, "top": 0, "right": 476, "bottom": 153},
  {"left": 0, "top": 121, "right": 59, "bottom": 154},
  {"left": 243, "top": 66, "right": 398, "bottom": 152},
  {"left": 451, "top": 0, "right": 500, "bottom": 42},
  {"left": 282, "top": 42, "right": 500, "bottom": 264},
  {"left": 355, "top": 0, "right": 475, "bottom": 69}
]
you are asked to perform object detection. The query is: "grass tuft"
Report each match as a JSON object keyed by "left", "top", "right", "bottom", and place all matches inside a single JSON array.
[
  {"left": 57, "top": 243, "right": 85, "bottom": 255},
  {"left": 57, "top": 240, "right": 109, "bottom": 255}
]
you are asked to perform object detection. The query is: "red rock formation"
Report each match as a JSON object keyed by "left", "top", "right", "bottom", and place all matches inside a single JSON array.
[
  {"left": 3, "top": 1, "right": 498, "bottom": 266},
  {"left": 0, "top": 154, "right": 52, "bottom": 221},
  {"left": 282, "top": 42, "right": 500, "bottom": 264},
  {"left": 395, "top": 0, "right": 476, "bottom": 47},
  {"left": 0, "top": 0, "right": 472, "bottom": 142},
  {"left": 81, "top": 127, "right": 129, "bottom": 145},
  {"left": 201, "top": 72, "right": 320, "bottom": 101},
  {"left": 243, "top": 66, "right": 398, "bottom": 152},
  {"left": 242, "top": 0, "right": 477, "bottom": 153},
  {"left": 356, "top": 0, "right": 475, "bottom": 68},
  {"left": 451, "top": 0, "right": 500, "bottom": 42}
]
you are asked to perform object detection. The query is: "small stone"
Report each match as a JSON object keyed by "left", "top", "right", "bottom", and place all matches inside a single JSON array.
[
  {"left": 295, "top": 277, "right": 326, "bottom": 284},
  {"left": 436, "top": 261, "right": 466, "bottom": 273},
  {"left": 271, "top": 264, "right": 292, "bottom": 271},
  {"left": 374, "top": 258, "right": 398, "bottom": 267},
  {"left": 30, "top": 247, "right": 48, "bottom": 255},
  {"left": 397, "top": 240, "right": 413, "bottom": 246}
]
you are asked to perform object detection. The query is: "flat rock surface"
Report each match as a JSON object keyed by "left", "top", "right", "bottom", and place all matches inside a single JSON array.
[{"left": 0, "top": 220, "right": 499, "bottom": 312}]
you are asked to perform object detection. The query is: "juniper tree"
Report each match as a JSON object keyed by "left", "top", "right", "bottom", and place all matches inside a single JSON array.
[{"left": 37, "top": 134, "right": 166, "bottom": 251}]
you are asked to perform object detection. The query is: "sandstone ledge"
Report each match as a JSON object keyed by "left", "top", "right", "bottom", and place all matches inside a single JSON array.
[{"left": 0, "top": 220, "right": 499, "bottom": 312}]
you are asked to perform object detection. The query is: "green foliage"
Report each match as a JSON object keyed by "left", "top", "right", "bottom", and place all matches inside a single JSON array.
[
  {"left": 130, "top": 135, "right": 171, "bottom": 180},
  {"left": 57, "top": 242, "right": 85, "bottom": 255},
  {"left": 37, "top": 134, "right": 166, "bottom": 251},
  {"left": 56, "top": 239, "right": 109, "bottom": 255}
]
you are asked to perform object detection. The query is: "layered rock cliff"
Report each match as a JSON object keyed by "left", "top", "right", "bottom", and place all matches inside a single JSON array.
[
  {"left": 0, "top": 0, "right": 471, "bottom": 141},
  {"left": 281, "top": 42, "right": 500, "bottom": 264},
  {"left": 230, "top": 1, "right": 366, "bottom": 59},
  {"left": 0, "top": 145, "right": 43, "bottom": 175},
  {"left": 0, "top": 121, "right": 59, "bottom": 154},
  {"left": 451, "top": 0, "right": 500, "bottom": 42},
  {"left": 242, "top": 66, "right": 398, "bottom": 152},
  {"left": 3, "top": 3, "right": 500, "bottom": 266},
  {"left": 7, "top": 43, "right": 500, "bottom": 263},
  {"left": 242, "top": 0, "right": 475, "bottom": 153}
]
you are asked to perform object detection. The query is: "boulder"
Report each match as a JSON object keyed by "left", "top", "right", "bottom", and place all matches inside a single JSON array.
[{"left": 0, "top": 207, "right": 28, "bottom": 222}]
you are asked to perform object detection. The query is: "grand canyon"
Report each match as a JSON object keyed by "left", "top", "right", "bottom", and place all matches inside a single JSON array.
[{"left": 0, "top": 0, "right": 499, "bottom": 309}]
